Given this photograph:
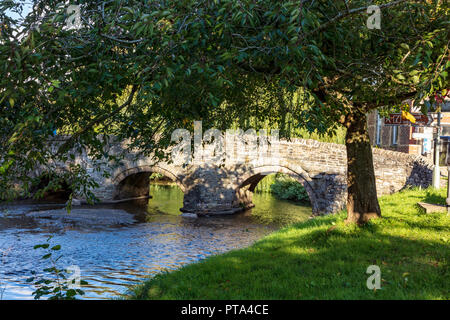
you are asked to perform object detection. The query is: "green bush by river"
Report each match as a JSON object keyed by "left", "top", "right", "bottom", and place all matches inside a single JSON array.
[{"left": 255, "top": 174, "right": 310, "bottom": 203}]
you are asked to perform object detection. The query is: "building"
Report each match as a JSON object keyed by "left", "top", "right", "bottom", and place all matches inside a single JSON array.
[{"left": 367, "top": 99, "right": 450, "bottom": 166}]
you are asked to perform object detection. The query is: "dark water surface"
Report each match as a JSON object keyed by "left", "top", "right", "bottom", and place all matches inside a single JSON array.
[{"left": 0, "top": 185, "right": 311, "bottom": 300}]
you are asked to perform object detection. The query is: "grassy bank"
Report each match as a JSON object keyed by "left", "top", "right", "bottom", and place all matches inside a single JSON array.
[{"left": 129, "top": 188, "right": 449, "bottom": 300}]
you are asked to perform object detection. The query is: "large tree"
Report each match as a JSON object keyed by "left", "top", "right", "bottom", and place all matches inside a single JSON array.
[
  {"left": 0, "top": 0, "right": 448, "bottom": 224},
  {"left": 193, "top": 0, "right": 448, "bottom": 224}
]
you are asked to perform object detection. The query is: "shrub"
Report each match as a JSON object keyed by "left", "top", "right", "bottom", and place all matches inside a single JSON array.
[{"left": 270, "top": 175, "right": 309, "bottom": 203}]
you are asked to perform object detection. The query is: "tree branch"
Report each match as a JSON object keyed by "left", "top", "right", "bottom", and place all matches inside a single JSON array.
[
  {"left": 57, "top": 85, "right": 139, "bottom": 154},
  {"left": 302, "top": 0, "right": 409, "bottom": 39}
]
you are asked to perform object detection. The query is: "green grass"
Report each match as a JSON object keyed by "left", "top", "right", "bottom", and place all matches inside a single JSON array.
[{"left": 129, "top": 187, "right": 450, "bottom": 300}]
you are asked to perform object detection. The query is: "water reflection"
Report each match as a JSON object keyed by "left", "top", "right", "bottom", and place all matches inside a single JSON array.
[
  {"left": 147, "top": 184, "right": 184, "bottom": 216},
  {"left": 248, "top": 192, "right": 312, "bottom": 225},
  {"left": 145, "top": 184, "right": 312, "bottom": 225},
  {"left": 0, "top": 184, "right": 311, "bottom": 300}
]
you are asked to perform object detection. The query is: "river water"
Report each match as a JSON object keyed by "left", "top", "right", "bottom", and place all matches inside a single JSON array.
[{"left": 0, "top": 185, "right": 311, "bottom": 300}]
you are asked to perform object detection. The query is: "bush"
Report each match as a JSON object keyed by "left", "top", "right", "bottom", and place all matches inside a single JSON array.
[
  {"left": 149, "top": 173, "right": 165, "bottom": 180},
  {"left": 270, "top": 175, "right": 309, "bottom": 203}
]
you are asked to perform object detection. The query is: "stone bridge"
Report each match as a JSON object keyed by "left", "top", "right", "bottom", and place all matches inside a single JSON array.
[{"left": 55, "top": 134, "right": 433, "bottom": 216}]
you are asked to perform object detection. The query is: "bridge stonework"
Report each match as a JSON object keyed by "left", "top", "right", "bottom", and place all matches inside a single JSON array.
[{"left": 66, "top": 138, "right": 433, "bottom": 216}]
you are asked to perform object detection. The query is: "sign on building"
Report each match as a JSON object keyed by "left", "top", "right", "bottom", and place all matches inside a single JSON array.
[
  {"left": 412, "top": 132, "right": 433, "bottom": 139},
  {"left": 384, "top": 113, "right": 433, "bottom": 126}
]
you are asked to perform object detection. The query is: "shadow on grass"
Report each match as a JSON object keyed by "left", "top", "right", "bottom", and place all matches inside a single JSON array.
[
  {"left": 131, "top": 221, "right": 449, "bottom": 300},
  {"left": 129, "top": 188, "right": 449, "bottom": 300},
  {"left": 423, "top": 190, "right": 446, "bottom": 205}
]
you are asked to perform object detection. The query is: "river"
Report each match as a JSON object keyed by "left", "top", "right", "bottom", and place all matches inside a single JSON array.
[{"left": 0, "top": 184, "right": 311, "bottom": 300}]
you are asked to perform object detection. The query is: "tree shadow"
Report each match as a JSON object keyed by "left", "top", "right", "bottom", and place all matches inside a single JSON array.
[
  {"left": 422, "top": 190, "right": 446, "bottom": 205},
  {"left": 131, "top": 208, "right": 449, "bottom": 300}
]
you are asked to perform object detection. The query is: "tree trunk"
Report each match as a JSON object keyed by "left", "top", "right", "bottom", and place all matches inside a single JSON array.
[{"left": 345, "top": 111, "right": 381, "bottom": 225}]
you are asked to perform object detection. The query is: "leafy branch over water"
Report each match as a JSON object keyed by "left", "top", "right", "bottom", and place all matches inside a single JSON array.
[{"left": 27, "top": 236, "right": 88, "bottom": 300}]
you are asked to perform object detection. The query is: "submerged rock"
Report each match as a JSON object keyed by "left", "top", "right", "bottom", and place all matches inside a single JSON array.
[
  {"left": 181, "top": 212, "right": 198, "bottom": 218},
  {"left": 26, "top": 208, "right": 137, "bottom": 229},
  {"left": 68, "top": 198, "right": 83, "bottom": 206}
]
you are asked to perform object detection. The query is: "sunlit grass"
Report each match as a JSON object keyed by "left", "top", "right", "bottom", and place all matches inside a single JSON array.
[{"left": 129, "top": 187, "right": 449, "bottom": 300}]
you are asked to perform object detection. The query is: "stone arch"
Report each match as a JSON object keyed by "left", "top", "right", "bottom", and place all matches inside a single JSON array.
[
  {"left": 235, "top": 164, "right": 320, "bottom": 214},
  {"left": 112, "top": 165, "right": 185, "bottom": 200}
]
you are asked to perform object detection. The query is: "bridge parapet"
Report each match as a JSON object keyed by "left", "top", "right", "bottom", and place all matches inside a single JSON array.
[{"left": 31, "top": 137, "right": 433, "bottom": 216}]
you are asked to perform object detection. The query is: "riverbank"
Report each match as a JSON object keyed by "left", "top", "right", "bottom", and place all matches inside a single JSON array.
[{"left": 129, "top": 187, "right": 450, "bottom": 299}]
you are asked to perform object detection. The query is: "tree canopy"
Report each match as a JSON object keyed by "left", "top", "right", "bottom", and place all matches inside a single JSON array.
[{"left": 0, "top": 1, "right": 448, "bottom": 222}]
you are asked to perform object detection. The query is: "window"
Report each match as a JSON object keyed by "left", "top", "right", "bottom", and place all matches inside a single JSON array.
[
  {"left": 392, "top": 126, "right": 399, "bottom": 146},
  {"left": 376, "top": 112, "right": 382, "bottom": 145},
  {"left": 441, "top": 125, "right": 450, "bottom": 137}
]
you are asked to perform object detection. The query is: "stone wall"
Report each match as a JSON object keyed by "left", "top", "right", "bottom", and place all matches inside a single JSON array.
[{"left": 35, "top": 137, "right": 434, "bottom": 216}]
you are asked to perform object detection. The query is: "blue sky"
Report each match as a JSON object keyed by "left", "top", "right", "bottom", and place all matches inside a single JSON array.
[{"left": 5, "top": 1, "right": 33, "bottom": 20}]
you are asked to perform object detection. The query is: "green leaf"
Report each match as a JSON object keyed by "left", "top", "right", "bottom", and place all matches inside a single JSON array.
[
  {"left": 400, "top": 43, "right": 410, "bottom": 50},
  {"left": 34, "top": 243, "right": 50, "bottom": 249}
]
